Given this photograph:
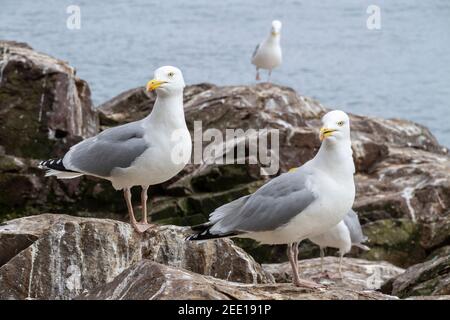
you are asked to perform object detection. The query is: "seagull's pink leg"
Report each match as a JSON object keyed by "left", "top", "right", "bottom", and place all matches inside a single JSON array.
[
  {"left": 124, "top": 187, "right": 152, "bottom": 233},
  {"left": 141, "top": 185, "right": 149, "bottom": 224},
  {"left": 338, "top": 251, "right": 344, "bottom": 278},
  {"left": 256, "top": 68, "right": 260, "bottom": 81},
  {"left": 287, "top": 242, "right": 324, "bottom": 289},
  {"left": 320, "top": 247, "right": 325, "bottom": 273},
  {"left": 293, "top": 242, "right": 299, "bottom": 271},
  {"left": 124, "top": 188, "right": 138, "bottom": 227},
  {"left": 287, "top": 243, "right": 301, "bottom": 285}
]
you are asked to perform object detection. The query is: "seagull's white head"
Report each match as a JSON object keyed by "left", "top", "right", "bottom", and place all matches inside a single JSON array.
[
  {"left": 319, "top": 110, "right": 351, "bottom": 143},
  {"left": 146, "top": 66, "right": 185, "bottom": 95},
  {"left": 271, "top": 20, "right": 282, "bottom": 36}
]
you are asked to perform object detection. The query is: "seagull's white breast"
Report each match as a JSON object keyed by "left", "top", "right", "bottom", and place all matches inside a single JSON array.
[
  {"left": 252, "top": 40, "right": 282, "bottom": 70},
  {"left": 110, "top": 127, "right": 192, "bottom": 190}
]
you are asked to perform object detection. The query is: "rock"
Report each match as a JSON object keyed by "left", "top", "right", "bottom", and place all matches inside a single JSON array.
[
  {"left": 77, "top": 260, "right": 397, "bottom": 300},
  {"left": 0, "top": 152, "right": 128, "bottom": 221},
  {"left": 406, "top": 295, "right": 450, "bottom": 300},
  {"left": 358, "top": 219, "right": 426, "bottom": 268},
  {"left": 0, "top": 214, "right": 272, "bottom": 300},
  {"left": 0, "top": 214, "right": 67, "bottom": 267},
  {"left": 0, "top": 41, "right": 98, "bottom": 159},
  {"left": 381, "top": 254, "right": 450, "bottom": 298},
  {"left": 263, "top": 257, "right": 404, "bottom": 291},
  {"left": 0, "top": 41, "right": 107, "bottom": 221},
  {"left": 426, "top": 245, "right": 450, "bottom": 261}
]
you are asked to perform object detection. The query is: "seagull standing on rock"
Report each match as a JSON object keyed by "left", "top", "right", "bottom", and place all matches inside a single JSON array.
[
  {"left": 187, "top": 110, "right": 356, "bottom": 288},
  {"left": 39, "top": 66, "right": 192, "bottom": 233},
  {"left": 251, "top": 20, "right": 282, "bottom": 81},
  {"left": 308, "top": 209, "right": 370, "bottom": 278}
]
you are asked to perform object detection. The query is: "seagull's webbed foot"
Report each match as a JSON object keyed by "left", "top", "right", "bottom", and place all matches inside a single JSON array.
[
  {"left": 293, "top": 277, "right": 325, "bottom": 289},
  {"left": 131, "top": 221, "right": 155, "bottom": 234},
  {"left": 319, "top": 270, "right": 342, "bottom": 280}
]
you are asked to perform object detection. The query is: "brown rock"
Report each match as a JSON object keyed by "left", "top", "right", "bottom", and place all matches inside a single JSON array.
[
  {"left": 382, "top": 254, "right": 450, "bottom": 298},
  {"left": 0, "top": 214, "right": 272, "bottom": 300},
  {"left": 263, "top": 257, "right": 404, "bottom": 291},
  {"left": 77, "top": 260, "right": 397, "bottom": 300},
  {"left": 0, "top": 213, "right": 68, "bottom": 267},
  {"left": 0, "top": 41, "right": 98, "bottom": 159}
]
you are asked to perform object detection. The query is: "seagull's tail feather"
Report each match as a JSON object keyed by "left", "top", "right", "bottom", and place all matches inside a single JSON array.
[
  {"left": 353, "top": 243, "right": 370, "bottom": 251},
  {"left": 186, "top": 222, "right": 240, "bottom": 241},
  {"left": 44, "top": 169, "right": 84, "bottom": 179},
  {"left": 39, "top": 159, "right": 84, "bottom": 179}
]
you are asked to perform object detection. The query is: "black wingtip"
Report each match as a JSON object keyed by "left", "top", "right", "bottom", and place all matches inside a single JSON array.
[
  {"left": 39, "top": 158, "right": 77, "bottom": 173},
  {"left": 185, "top": 226, "right": 239, "bottom": 241}
]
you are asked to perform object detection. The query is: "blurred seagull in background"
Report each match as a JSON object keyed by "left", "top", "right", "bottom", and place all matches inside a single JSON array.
[
  {"left": 187, "top": 110, "right": 355, "bottom": 288},
  {"left": 309, "top": 209, "right": 370, "bottom": 278},
  {"left": 251, "top": 20, "right": 282, "bottom": 81},
  {"left": 39, "top": 66, "right": 192, "bottom": 233}
]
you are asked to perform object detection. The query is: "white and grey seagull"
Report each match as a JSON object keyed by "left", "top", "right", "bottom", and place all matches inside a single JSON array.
[
  {"left": 251, "top": 20, "right": 282, "bottom": 81},
  {"left": 308, "top": 209, "right": 370, "bottom": 278},
  {"left": 187, "top": 110, "right": 356, "bottom": 288},
  {"left": 39, "top": 66, "right": 192, "bottom": 233}
]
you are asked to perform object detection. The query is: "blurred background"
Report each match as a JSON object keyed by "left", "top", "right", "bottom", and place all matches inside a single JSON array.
[{"left": 1, "top": 0, "right": 449, "bottom": 146}]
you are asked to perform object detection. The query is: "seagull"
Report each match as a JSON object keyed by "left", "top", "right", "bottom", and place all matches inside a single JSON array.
[
  {"left": 308, "top": 209, "right": 370, "bottom": 278},
  {"left": 39, "top": 66, "right": 192, "bottom": 233},
  {"left": 251, "top": 20, "right": 282, "bottom": 81},
  {"left": 187, "top": 110, "right": 355, "bottom": 288}
]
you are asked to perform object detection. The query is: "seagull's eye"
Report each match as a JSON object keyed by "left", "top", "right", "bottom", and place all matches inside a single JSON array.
[
  {"left": 337, "top": 121, "right": 345, "bottom": 127},
  {"left": 168, "top": 72, "right": 175, "bottom": 78}
]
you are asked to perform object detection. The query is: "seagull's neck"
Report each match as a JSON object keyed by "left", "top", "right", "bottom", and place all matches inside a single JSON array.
[
  {"left": 313, "top": 139, "right": 355, "bottom": 181},
  {"left": 145, "top": 92, "right": 187, "bottom": 129},
  {"left": 266, "top": 34, "right": 280, "bottom": 46}
]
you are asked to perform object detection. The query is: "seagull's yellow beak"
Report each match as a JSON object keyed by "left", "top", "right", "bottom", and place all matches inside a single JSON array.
[
  {"left": 146, "top": 79, "right": 166, "bottom": 92},
  {"left": 320, "top": 128, "right": 336, "bottom": 141}
]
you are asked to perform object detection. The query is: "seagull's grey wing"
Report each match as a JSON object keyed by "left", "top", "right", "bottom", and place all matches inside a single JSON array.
[
  {"left": 64, "top": 121, "right": 149, "bottom": 177},
  {"left": 210, "top": 169, "right": 317, "bottom": 234},
  {"left": 252, "top": 44, "right": 260, "bottom": 59},
  {"left": 343, "top": 209, "right": 367, "bottom": 244}
]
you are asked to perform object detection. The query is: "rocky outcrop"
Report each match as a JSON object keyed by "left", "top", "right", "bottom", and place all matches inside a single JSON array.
[
  {"left": 77, "top": 260, "right": 397, "bottom": 300},
  {"left": 0, "top": 41, "right": 98, "bottom": 159},
  {"left": 381, "top": 254, "right": 450, "bottom": 298},
  {"left": 0, "top": 214, "right": 272, "bottom": 300},
  {"left": 0, "top": 42, "right": 122, "bottom": 220},
  {"left": 1, "top": 214, "right": 402, "bottom": 300},
  {"left": 263, "top": 257, "right": 404, "bottom": 291}
]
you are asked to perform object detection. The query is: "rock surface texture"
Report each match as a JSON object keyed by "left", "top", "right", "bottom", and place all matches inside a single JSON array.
[
  {"left": 77, "top": 260, "right": 397, "bottom": 300},
  {"left": 0, "top": 214, "right": 272, "bottom": 300}
]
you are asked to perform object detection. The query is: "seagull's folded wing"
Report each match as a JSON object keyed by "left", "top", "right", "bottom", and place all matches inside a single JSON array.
[
  {"left": 252, "top": 43, "right": 260, "bottom": 59},
  {"left": 209, "top": 169, "right": 317, "bottom": 235},
  {"left": 343, "top": 209, "right": 367, "bottom": 244},
  {"left": 63, "top": 121, "right": 149, "bottom": 177}
]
